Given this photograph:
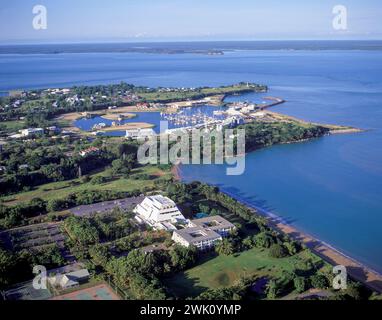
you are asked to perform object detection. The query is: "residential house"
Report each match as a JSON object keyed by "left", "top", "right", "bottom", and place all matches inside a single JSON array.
[
  {"left": 20, "top": 128, "right": 44, "bottom": 137},
  {"left": 48, "top": 269, "right": 90, "bottom": 290}
]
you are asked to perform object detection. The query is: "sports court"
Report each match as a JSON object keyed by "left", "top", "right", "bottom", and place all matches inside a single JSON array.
[
  {"left": 51, "top": 283, "right": 120, "bottom": 300},
  {"left": 4, "top": 281, "right": 52, "bottom": 300}
]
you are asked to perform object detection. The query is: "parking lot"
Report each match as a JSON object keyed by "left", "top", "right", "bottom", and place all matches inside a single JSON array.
[{"left": 70, "top": 196, "right": 144, "bottom": 217}]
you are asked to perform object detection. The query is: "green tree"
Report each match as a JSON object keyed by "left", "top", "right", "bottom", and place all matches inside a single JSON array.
[
  {"left": 0, "top": 249, "right": 15, "bottom": 289},
  {"left": 242, "top": 236, "right": 254, "bottom": 250},
  {"left": 266, "top": 279, "right": 279, "bottom": 299},
  {"left": 254, "top": 232, "right": 275, "bottom": 249},
  {"left": 89, "top": 244, "right": 110, "bottom": 268},
  {"left": 215, "top": 239, "right": 235, "bottom": 256},
  {"left": 269, "top": 244, "right": 288, "bottom": 258},
  {"left": 344, "top": 283, "right": 364, "bottom": 300},
  {"left": 169, "top": 245, "right": 197, "bottom": 270},
  {"left": 294, "top": 276, "right": 306, "bottom": 293},
  {"left": 64, "top": 216, "right": 100, "bottom": 245},
  {"left": 90, "top": 176, "right": 107, "bottom": 185},
  {"left": 284, "top": 241, "right": 299, "bottom": 256},
  {"left": 310, "top": 274, "right": 328, "bottom": 289}
]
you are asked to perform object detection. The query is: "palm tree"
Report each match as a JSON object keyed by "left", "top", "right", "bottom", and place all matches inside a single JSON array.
[{"left": 215, "top": 239, "right": 234, "bottom": 256}]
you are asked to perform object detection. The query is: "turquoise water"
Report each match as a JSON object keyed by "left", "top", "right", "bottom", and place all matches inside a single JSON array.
[{"left": 1, "top": 46, "right": 382, "bottom": 273}]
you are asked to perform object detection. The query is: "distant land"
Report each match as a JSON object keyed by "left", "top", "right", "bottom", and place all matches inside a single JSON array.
[{"left": 1, "top": 40, "right": 382, "bottom": 55}]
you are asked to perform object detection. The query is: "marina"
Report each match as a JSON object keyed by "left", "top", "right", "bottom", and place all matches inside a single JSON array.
[{"left": 75, "top": 96, "right": 286, "bottom": 137}]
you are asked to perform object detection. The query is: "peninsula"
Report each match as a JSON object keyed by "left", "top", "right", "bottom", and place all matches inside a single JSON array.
[{"left": 1, "top": 81, "right": 377, "bottom": 302}]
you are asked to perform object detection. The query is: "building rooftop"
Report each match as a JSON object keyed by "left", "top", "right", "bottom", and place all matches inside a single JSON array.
[
  {"left": 147, "top": 195, "right": 176, "bottom": 208},
  {"left": 48, "top": 268, "right": 90, "bottom": 289},
  {"left": 174, "top": 227, "right": 221, "bottom": 245},
  {"left": 189, "top": 215, "right": 236, "bottom": 232}
]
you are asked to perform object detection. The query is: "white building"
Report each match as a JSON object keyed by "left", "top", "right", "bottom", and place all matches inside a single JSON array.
[
  {"left": 125, "top": 128, "right": 156, "bottom": 140},
  {"left": 48, "top": 269, "right": 90, "bottom": 290},
  {"left": 172, "top": 227, "right": 222, "bottom": 251},
  {"left": 172, "top": 215, "right": 235, "bottom": 251},
  {"left": 134, "top": 195, "right": 186, "bottom": 231},
  {"left": 20, "top": 128, "right": 44, "bottom": 137},
  {"left": 241, "top": 104, "right": 256, "bottom": 113}
]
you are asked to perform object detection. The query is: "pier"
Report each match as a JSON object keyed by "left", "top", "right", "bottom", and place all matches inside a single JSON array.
[{"left": 258, "top": 96, "right": 285, "bottom": 110}]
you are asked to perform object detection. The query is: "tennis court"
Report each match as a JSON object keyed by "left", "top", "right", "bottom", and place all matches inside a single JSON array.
[
  {"left": 51, "top": 283, "right": 120, "bottom": 300},
  {"left": 4, "top": 281, "right": 52, "bottom": 300}
]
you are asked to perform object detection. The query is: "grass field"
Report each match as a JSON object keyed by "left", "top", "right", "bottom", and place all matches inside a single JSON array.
[
  {"left": 2, "top": 165, "right": 171, "bottom": 206},
  {"left": 0, "top": 120, "right": 26, "bottom": 132},
  {"left": 163, "top": 248, "right": 323, "bottom": 298},
  {"left": 138, "top": 84, "right": 265, "bottom": 103}
]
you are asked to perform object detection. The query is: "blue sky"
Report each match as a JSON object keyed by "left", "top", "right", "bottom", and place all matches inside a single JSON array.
[{"left": 1, "top": 0, "right": 382, "bottom": 43}]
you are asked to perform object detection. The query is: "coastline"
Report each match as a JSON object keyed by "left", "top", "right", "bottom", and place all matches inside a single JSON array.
[
  {"left": 223, "top": 189, "right": 382, "bottom": 293},
  {"left": 174, "top": 165, "right": 382, "bottom": 293}
]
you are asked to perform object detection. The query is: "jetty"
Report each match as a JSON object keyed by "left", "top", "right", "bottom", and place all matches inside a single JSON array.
[{"left": 258, "top": 96, "right": 285, "bottom": 110}]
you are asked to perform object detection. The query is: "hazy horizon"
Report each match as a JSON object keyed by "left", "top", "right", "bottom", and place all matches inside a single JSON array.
[
  {"left": 2, "top": 39, "right": 382, "bottom": 47},
  {"left": 1, "top": 0, "right": 382, "bottom": 44}
]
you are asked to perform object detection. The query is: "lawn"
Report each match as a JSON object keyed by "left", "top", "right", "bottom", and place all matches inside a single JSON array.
[
  {"left": 163, "top": 248, "right": 322, "bottom": 298},
  {"left": 2, "top": 165, "right": 171, "bottom": 206},
  {"left": 0, "top": 120, "right": 26, "bottom": 132},
  {"left": 138, "top": 84, "right": 264, "bottom": 103}
]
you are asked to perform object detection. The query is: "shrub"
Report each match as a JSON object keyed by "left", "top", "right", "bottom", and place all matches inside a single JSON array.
[
  {"left": 269, "top": 244, "right": 288, "bottom": 258},
  {"left": 294, "top": 276, "right": 306, "bottom": 293},
  {"left": 90, "top": 176, "right": 107, "bottom": 185},
  {"left": 309, "top": 274, "right": 329, "bottom": 289}
]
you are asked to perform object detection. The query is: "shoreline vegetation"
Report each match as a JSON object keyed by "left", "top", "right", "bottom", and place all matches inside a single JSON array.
[
  {"left": 225, "top": 192, "right": 382, "bottom": 294},
  {"left": 174, "top": 167, "right": 382, "bottom": 294},
  {"left": 56, "top": 96, "right": 362, "bottom": 138},
  {"left": 1, "top": 81, "right": 375, "bottom": 298},
  {"left": 166, "top": 93, "right": 370, "bottom": 292},
  {"left": 2, "top": 40, "right": 382, "bottom": 56}
]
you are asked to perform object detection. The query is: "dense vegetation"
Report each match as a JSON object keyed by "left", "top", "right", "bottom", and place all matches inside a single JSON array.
[
  {"left": 241, "top": 122, "right": 330, "bottom": 152},
  {"left": 0, "top": 138, "right": 139, "bottom": 196},
  {"left": 0, "top": 82, "right": 266, "bottom": 126},
  {"left": 0, "top": 245, "right": 64, "bottom": 289},
  {"left": 0, "top": 82, "right": 374, "bottom": 300}
]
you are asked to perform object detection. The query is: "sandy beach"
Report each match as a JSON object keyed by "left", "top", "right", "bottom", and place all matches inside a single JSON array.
[
  {"left": 227, "top": 193, "right": 382, "bottom": 293},
  {"left": 173, "top": 165, "right": 382, "bottom": 293},
  {"left": 99, "top": 122, "right": 155, "bottom": 132}
]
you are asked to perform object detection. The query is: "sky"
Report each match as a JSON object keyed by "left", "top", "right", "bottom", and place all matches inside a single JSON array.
[{"left": 0, "top": 0, "right": 382, "bottom": 43}]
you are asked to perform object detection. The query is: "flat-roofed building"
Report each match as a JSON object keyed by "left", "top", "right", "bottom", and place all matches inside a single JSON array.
[
  {"left": 133, "top": 195, "right": 186, "bottom": 230},
  {"left": 172, "top": 227, "right": 222, "bottom": 250},
  {"left": 172, "top": 215, "right": 236, "bottom": 250},
  {"left": 189, "top": 215, "right": 235, "bottom": 237},
  {"left": 20, "top": 128, "right": 44, "bottom": 137}
]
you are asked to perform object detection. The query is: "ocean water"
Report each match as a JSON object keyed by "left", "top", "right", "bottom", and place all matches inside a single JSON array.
[{"left": 1, "top": 45, "right": 382, "bottom": 273}]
